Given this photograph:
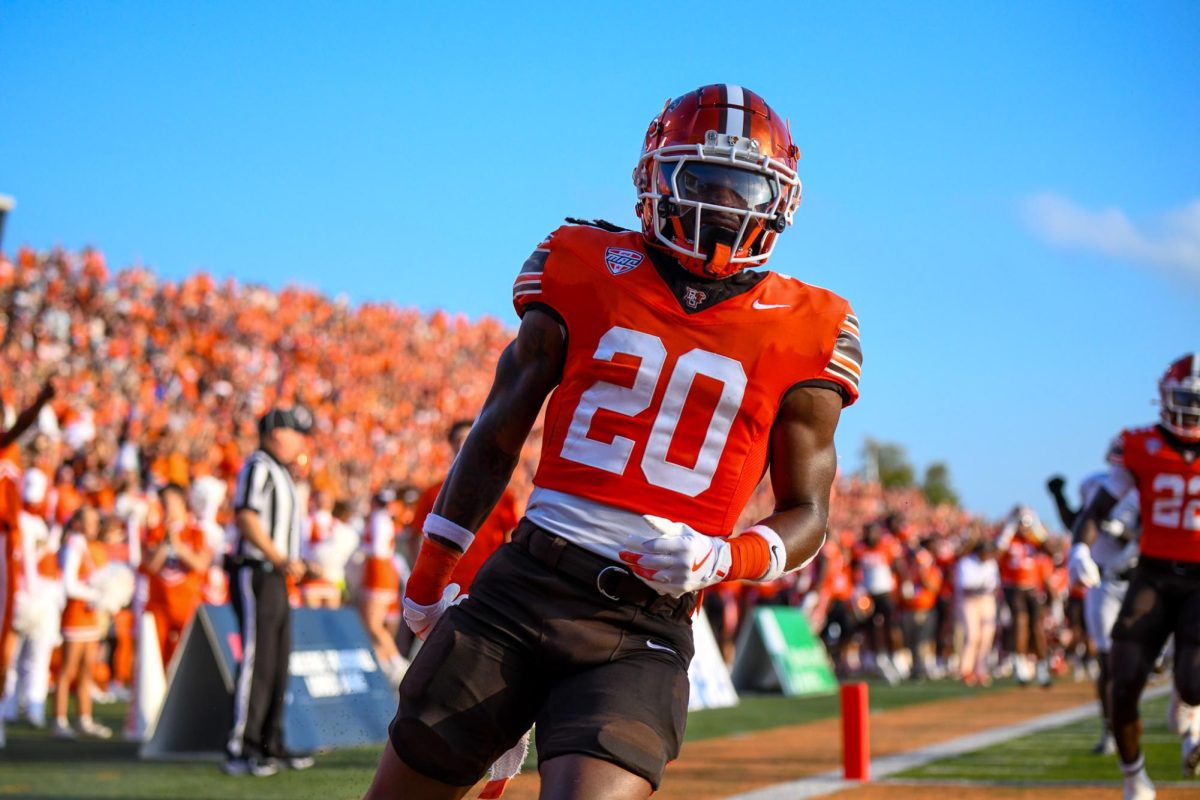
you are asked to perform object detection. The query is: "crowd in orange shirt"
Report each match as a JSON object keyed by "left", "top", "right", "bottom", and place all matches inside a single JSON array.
[{"left": 0, "top": 245, "right": 1095, "bottom": 741}]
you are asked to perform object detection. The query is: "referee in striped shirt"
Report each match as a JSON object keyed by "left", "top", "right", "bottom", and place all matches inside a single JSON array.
[{"left": 224, "top": 406, "right": 314, "bottom": 777}]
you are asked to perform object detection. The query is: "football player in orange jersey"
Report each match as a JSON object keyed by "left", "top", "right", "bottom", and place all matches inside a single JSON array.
[
  {"left": 364, "top": 85, "right": 861, "bottom": 800},
  {"left": 1072, "top": 353, "right": 1200, "bottom": 798}
]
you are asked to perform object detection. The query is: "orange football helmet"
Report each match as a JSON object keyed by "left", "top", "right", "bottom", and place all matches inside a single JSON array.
[
  {"left": 1160, "top": 352, "right": 1200, "bottom": 441},
  {"left": 634, "top": 84, "right": 802, "bottom": 279}
]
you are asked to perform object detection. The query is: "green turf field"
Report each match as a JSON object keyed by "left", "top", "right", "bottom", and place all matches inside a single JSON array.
[
  {"left": 0, "top": 679, "right": 998, "bottom": 799},
  {"left": 897, "top": 691, "right": 1187, "bottom": 784}
]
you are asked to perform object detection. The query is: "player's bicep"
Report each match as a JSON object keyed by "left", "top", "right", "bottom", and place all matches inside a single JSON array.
[{"left": 769, "top": 385, "right": 843, "bottom": 513}]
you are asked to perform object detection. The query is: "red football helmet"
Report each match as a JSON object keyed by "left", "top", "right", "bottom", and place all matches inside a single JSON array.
[
  {"left": 634, "top": 84, "right": 802, "bottom": 279},
  {"left": 1160, "top": 352, "right": 1200, "bottom": 441}
]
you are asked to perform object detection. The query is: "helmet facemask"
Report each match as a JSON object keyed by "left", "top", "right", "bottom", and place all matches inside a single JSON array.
[
  {"left": 1161, "top": 380, "right": 1200, "bottom": 441},
  {"left": 637, "top": 131, "right": 801, "bottom": 279}
]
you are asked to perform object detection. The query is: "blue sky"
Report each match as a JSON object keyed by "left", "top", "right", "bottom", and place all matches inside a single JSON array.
[{"left": 2, "top": 2, "right": 1198, "bottom": 523}]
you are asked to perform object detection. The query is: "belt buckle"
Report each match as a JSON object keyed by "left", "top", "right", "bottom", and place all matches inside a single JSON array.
[{"left": 596, "top": 565, "right": 629, "bottom": 602}]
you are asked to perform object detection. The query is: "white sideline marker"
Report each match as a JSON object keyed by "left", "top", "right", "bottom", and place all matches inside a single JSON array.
[{"left": 724, "top": 683, "right": 1172, "bottom": 800}]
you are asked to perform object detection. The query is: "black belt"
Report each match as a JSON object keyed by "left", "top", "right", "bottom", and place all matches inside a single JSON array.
[
  {"left": 1139, "top": 556, "right": 1200, "bottom": 577},
  {"left": 227, "top": 554, "right": 279, "bottom": 573},
  {"left": 510, "top": 520, "right": 696, "bottom": 619}
]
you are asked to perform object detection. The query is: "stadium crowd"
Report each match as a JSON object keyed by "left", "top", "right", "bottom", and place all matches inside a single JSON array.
[{"left": 0, "top": 246, "right": 1098, "bottom": 741}]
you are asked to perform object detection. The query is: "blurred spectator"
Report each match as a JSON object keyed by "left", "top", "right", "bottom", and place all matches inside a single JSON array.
[
  {"left": 854, "top": 520, "right": 904, "bottom": 684},
  {"left": 955, "top": 532, "right": 999, "bottom": 685},
  {"left": 997, "top": 506, "right": 1053, "bottom": 687},
  {"left": 359, "top": 489, "right": 407, "bottom": 684},
  {"left": 299, "top": 490, "right": 340, "bottom": 608},
  {"left": 54, "top": 505, "right": 113, "bottom": 739},
  {"left": 1, "top": 477, "right": 63, "bottom": 728},
  {"left": 304, "top": 499, "right": 359, "bottom": 609},
  {"left": 898, "top": 537, "right": 942, "bottom": 681},
  {"left": 0, "top": 375, "right": 57, "bottom": 748},
  {"left": 142, "top": 483, "right": 210, "bottom": 667}
]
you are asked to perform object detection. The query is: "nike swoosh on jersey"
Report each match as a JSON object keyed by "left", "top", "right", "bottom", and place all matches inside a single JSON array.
[
  {"left": 691, "top": 549, "right": 713, "bottom": 572},
  {"left": 752, "top": 300, "right": 790, "bottom": 310},
  {"left": 646, "top": 639, "right": 675, "bottom": 654}
]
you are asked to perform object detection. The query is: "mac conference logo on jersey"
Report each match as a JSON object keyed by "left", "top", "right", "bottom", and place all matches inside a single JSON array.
[{"left": 604, "top": 247, "right": 644, "bottom": 276}]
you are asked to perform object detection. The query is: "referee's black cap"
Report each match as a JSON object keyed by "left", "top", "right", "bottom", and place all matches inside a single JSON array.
[{"left": 258, "top": 405, "right": 314, "bottom": 437}]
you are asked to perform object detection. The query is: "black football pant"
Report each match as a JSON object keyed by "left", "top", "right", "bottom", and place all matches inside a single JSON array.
[{"left": 227, "top": 564, "right": 291, "bottom": 760}]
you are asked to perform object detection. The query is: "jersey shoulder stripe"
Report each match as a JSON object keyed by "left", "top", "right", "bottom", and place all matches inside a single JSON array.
[{"left": 822, "top": 310, "right": 863, "bottom": 402}]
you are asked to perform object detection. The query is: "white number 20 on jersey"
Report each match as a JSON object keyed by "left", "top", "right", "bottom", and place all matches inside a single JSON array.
[{"left": 559, "top": 326, "right": 748, "bottom": 497}]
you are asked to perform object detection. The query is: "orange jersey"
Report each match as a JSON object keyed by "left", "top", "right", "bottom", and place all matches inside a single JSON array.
[
  {"left": 143, "top": 523, "right": 209, "bottom": 625},
  {"left": 61, "top": 534, "right": 107, "bottom": 641},
  {"left": 513, "top": 224, "right": 860, "bottom": 536},
  {"left": 412, "top": 482, "right": 519, "bottom": 592},
  {"left": 999, "top": 537, "right": 1044, "bottom": 589},
  {"left": 1109, "top": 425, "right": 1200, "bottom": 563},
  {"left": 0, "top": 447, "right": 21, "bottom": 535},
  {"left": 899, "top": 549, "right": 942, "bottom": 612},
  {"left": 820, "top": 539, "right": 854, "bottom": 601}
]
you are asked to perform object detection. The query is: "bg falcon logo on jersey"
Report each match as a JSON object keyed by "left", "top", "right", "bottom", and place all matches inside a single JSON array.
[
  {"left": 604, "top": 247, "right": 644, "bottom": 275},
  {"left": 683, "top": 286, "right": 707, "bottom": 309}
]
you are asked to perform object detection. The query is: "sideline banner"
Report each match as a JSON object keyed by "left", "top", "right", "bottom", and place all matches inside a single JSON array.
[
  {"left": 141, "top": 604, "right": 395, "bottom": 759},
  {"left": 687, "top": 611, "right": 739, "bottom": 710},
  {"left": 730, "top": 606, "right": 837, "bottom": 696}
]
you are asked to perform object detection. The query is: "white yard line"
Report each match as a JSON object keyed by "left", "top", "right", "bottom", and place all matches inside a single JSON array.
[{"left": 725, "top": 683, "right": 1172, "bottom": 800}]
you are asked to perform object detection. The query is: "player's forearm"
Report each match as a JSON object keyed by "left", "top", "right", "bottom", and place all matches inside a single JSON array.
[
  {"left": 765, "top": 386, "right": 841, "bottom": 572},
  {"left": 1050, "top": 493, "right": 1078, "bottom": 530},
  {"left": 433, "top": 431, "right": 521, "bottom": 536},
  {"left": 758, "top": 501, "right": 828, "bottom": 571},
  {"left": 430, "top": 312, "right": 562, "bottom": 541}
]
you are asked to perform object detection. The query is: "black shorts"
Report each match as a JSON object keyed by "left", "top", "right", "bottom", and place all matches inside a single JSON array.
[
  {"left": 1004, "top": 586, "right": 1042, "bottom": 620},
  {"left": 821, "top": 598, "right": 854, "bottom": 645},
  {"left": 1110, "top": 557, "right": 1200, "bottom": 655},
  {"left": 869, "top": 592, "right": 895, "bottom": 629},
  {"left": 389, "top": 520, "right": 697, "bottom": 789}
]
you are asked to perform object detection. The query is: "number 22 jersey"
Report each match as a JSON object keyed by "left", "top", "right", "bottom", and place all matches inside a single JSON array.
[
  {"left": 512, "top": 223, "right": 861, "bottom": 551},
  {"left": 1105, "top": 425, "right": 1200, "bottom": 563}
]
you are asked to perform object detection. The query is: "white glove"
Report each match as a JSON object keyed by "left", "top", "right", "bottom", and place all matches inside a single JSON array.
[
  {"left": 619, "top": 516, "right": 732, "bottom": 597},
  {"left": 401, "top": 583, "right": 463, "bottom": 640},
  {"left": 1068, "top": 542, "right": 1101, "bottom": 589}
]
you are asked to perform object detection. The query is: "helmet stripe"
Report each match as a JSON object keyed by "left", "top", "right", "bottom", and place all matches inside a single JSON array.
[{"left": 724, "top": 84, "right": 746, "bottom": 137}]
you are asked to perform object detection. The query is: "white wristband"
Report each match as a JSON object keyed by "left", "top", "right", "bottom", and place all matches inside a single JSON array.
[
  {"left": 423, "top": 513, "right": 475, "bottom": 553},
  {"left": 740, "top": 524, "right": 788, "bottom": 582}
]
